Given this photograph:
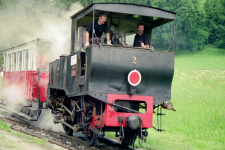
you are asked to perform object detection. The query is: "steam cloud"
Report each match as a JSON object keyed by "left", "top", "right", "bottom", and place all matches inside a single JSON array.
[
  {"left": 31, "top": 109, "right": 64, "bottom": 133},
  {"left": 0, "top": 84, "right": 29, "bottom": 112},
  {"left": 0, "top": 0, "right": 83, "bottom": 55},
  {"left": 0, "top": 0, "right": 83, "bottom": 132}
]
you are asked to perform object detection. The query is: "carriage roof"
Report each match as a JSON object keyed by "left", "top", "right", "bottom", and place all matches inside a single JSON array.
[{"left": 1, "top": 38, "right": 54, "bottom": 52}]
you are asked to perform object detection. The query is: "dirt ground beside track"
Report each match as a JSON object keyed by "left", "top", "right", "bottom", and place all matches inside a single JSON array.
[{"left": 0, "top": 129, "right": 67, "bottom": 150}]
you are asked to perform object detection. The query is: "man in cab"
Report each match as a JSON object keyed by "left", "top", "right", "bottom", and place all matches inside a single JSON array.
[
  {"left": 85, "top": 12, "right": 111, "bottom": 47},
  {"left": 125, "top": 23, "right": 150, "bottom": 48},
  {"left": 133, "top": 23, "right": 150, "bottom": 48}
]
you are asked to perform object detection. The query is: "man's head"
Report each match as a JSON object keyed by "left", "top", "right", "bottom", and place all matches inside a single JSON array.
[
  {"left": 98, "top": 12, "right": 107, "bottom": 25},
  {"left": 137, "top": 23, "right": 144, "bottom": 35}
]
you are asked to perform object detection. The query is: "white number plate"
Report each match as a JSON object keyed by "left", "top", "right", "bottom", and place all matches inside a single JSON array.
[{"left": 71, "top": 54, "right": 77, "bottom": 65}]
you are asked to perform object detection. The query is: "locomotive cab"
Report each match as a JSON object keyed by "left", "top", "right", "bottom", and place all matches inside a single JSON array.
[
  {"left": 73, "top": 10, "right": 173, "bottom": 51},
  {"left": 48, "top": 3, "right": 176, "bottom": 147}
]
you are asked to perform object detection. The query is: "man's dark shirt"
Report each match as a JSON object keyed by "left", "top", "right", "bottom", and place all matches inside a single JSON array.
[
  {"left": 133, "top": 33, "right": 150, "bottom": 47},
  {"left": 86, "top": 20, "right": 109, "bottom": 38}
]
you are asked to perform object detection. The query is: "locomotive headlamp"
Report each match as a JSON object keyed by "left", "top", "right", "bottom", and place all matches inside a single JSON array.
[
  {"left": 128, "top": 115, "right": 142, "bottom": 130},
  {"left": 128, "top": 70, "right": 142, "bottom": 86}
]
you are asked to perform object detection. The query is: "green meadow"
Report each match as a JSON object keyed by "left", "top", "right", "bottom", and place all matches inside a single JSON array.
[
  {"left": 107, "top": 45, "right": 225, "bottom": 150},
  {"left": 134, "top": 46, "right": 225, "bottom": 150}
]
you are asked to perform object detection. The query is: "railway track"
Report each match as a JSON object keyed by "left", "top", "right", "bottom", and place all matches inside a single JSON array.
[{"left": 0, "top": 112, "right": 135, "bottom": 150}]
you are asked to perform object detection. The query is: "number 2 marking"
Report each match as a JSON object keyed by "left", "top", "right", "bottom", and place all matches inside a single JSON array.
[{"left": 133, "top": 56, "right": 137, "bottom": 64}]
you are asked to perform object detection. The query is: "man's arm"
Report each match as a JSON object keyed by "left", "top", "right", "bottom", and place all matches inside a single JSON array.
[
  {"left": 106, "top": 33, "right": 110, "bottom": 41},
  {"left": 142, "top": 34, "right": 150, "bottom": 48},
  {"left": 85, "top": 21, "right": 93, "bottom": 45},
  {"left": 86, "top": 32, "right": 90, "bottom": 43},
  {"left": 141, "top": 43, "right": 149, "bottom": 48},
  {"left": 84, "top": 31, "right": 90, "bottom": 48},
  {"left": 106, "top": 33, "right": 112, "bottom": 44}
]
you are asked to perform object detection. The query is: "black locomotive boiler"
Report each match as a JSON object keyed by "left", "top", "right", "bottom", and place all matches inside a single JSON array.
[{"left": 47, "top": 3, "right": 176, "bottom": 147}]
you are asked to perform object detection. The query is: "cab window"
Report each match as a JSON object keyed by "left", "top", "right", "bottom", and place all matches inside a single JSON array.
[{"left": 125, "top": 32, "right": 136, "bottom": 45}]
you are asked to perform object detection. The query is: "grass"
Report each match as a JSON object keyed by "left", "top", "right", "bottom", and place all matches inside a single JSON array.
[
  {"left": 0, "top": 117, "right": 50, "bottom": 147},
  {"left": 175, "top": 45, "right": 225, "bottom": 70},
  {"left": 107, "top": 45, "right": 225, "bottom": 150},
  {"left": 0, "top": 120, "right": 11, "bottom": 132},
  {"left": 12, "top": 131, "right": 48, "bottom": 146},
  {"left": 0, "top": 119, "right": 49, "bottom": 146},
  {"left": 0, "top": 130, "right": 51, "bottom": 150}
]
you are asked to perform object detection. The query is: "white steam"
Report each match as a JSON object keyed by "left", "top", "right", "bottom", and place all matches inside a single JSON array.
[
  {"left": 31, "top": 109, "right": 64, "bottom": 133},
  {"left": 0, "top": 0, "right": 83, "bottom": 55},
  {"left": 0, "top": 84, "right": 28, "bottom": 112},
  {"left": 0, "top": 1, "right": 84, "bottom": 132}
]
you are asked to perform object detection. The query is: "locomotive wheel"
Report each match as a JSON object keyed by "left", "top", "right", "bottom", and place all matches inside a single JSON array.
[
  {"left": 63, "top": 124, "right": 73, "bottom": 136},
  {"left": 85, "top": 110, "right": 95, "bottom": 146},
  {"left": 62, "top": 102, "right": 74, "bottom": 136},
  {"left": 85, "top": 130, "right": 95, "bottom": 146}
]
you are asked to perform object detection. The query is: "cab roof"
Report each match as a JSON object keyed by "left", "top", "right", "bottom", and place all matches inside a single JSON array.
[{"left": 71, "top": 3, "right": 176, "bottom": 20}]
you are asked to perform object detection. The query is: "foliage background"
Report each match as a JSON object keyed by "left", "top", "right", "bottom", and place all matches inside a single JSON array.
[
  {"left": 52, "top": 0, "right": 225, "bottom": 51},
  {"left": 0, "top": 0, "right": 224, "bottom": 64}
]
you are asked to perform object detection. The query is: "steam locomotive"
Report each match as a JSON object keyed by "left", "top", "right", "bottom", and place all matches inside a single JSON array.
[{"left": 1, "top": 3, "right": 176, "bottom": 147}]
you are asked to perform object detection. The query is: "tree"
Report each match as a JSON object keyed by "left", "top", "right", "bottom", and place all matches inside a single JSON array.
[
  {"left": 205, "top": 0, "right": 225, "bottom": 48},
  {"left": 151, "top": 0, "right": 209, "bottom": 51}
]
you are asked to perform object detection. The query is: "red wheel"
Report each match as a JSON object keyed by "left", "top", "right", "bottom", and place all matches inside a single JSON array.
[{"left": 84, "top": 110, "right": 95, "bottom": 145}]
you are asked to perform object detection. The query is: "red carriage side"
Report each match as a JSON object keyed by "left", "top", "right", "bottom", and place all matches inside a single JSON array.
[{"left": 1, "top": 39, "right": 51, "bottom": 120}]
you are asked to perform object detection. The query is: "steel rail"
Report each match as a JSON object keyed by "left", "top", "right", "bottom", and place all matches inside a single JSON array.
[
  {"left": 0, "top": 115, "right": 135, "bottom": 150},
  {"left": 0, "top": 116, "right": 97, "bottom": 150}
]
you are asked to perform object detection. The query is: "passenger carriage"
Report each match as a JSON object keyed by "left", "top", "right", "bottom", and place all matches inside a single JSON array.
[{"left": 1, "top": 39, "right": 51, "bottom": 120}]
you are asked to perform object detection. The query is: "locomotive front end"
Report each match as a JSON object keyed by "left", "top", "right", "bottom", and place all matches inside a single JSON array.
[
  {"left": 47, "top": 3, "right": 176, "bottom": 148},
  {"left": 84, "top": 45, "right": 174, "bottom": 146}
]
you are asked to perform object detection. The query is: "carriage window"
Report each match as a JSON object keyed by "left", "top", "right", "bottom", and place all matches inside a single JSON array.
[
  {"left": 18, "top": 51, "right": 22, "bottom": 71},
  {"left": 4, "top": 53, "right": 7, "bottom": 71},
  {"left": 30, "top": 47, "right": 34, "bottom": 70},
  {"left": 25, "top": 49, "right": 29, "bottom": 70},
  {"left": 23, "top": 49, "right": 29, "bottom": 70},
  {"left": 23, "top": 49, "right": 25, "bottom": 70},
  {"left": 13, "top": 52, "right": 17, "bottom": 71},
  {"left": 17, "top": 51, "right": 19, "bottom": 70},
  {"left": 8, "top": 53, "right": 11, "bottom": 71}
]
